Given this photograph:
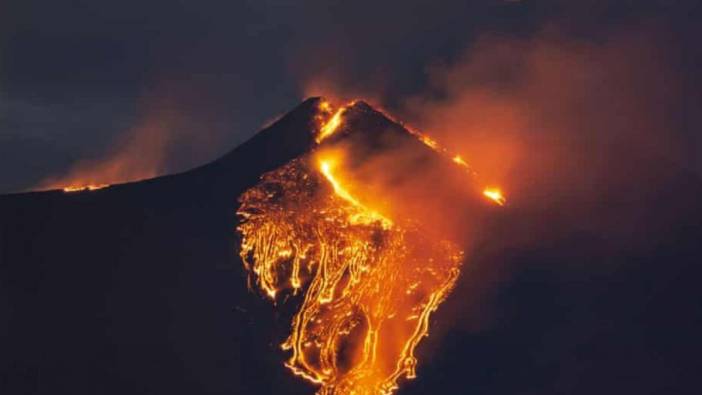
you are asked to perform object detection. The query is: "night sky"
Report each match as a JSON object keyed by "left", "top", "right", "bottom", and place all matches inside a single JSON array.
[{"left": 1, "top": 0, "right": 700, "bottom": 193}]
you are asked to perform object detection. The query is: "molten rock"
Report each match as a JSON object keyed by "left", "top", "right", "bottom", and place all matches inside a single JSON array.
[{"left": 236, "top": 100, "right": 494, "bottom": 394}]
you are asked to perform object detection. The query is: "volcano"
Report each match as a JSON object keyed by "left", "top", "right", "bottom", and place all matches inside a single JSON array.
[{"left": 2, "top": 99, "right": 702, "bottom": 394}]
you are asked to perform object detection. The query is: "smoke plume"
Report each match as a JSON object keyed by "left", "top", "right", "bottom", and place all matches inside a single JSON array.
[
  {"left": 297, "top": 19, "right": 696, "bottom": 338},
  {"left": 36, "top": 82, "right": 225, "bottom": 191}
]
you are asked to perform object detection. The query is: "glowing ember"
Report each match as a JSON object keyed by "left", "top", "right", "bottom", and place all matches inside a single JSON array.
[
  {"left": 318, "top": 100, "right": 334, "bottom": 113},
  {"left": 452, "top": 155, "right": 469, "bottom": 167},
  {"left": 482, "top": 188, "right": 506, "bottom": 206},
  {"left": 62, "top": 184, "right": 110, "bottom": 193},
  {"left": 417, "top": 134, "right": 440, "bottom": 150}
]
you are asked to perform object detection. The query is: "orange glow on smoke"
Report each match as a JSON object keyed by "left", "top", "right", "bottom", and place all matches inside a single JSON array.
[
  {"left": 35, "top": 83, "right": 203, "bottom": 193},
  {"left": 399, "top": 117, "right": 507, "bottom": 207}
]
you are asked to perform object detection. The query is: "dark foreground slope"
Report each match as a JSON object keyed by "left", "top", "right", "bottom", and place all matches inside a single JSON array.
[
  {"left": 0, "top": 98, "right": 323, "bottom": 395},
  {"left": 2, "top": 98, "right": 702, "bottom": 395}
]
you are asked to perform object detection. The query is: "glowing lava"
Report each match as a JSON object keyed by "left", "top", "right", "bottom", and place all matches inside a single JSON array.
[
  {"left": 62, "top": 184, "right": 110, "bottom": 193},
  {"left": 236, "top": 99, "right": 505, "bottom": 395},
  {"left": 482, "top": 188, "right": 506, "bottom": 206},
  {"left": 238, "top": 153, "right": 461, "bottom": 394},
  {"left": 416, "top": 134, "right": 440, "bottom": 150},
  {"left": 318, "top": 154, "right": 392, "bottom": 229},
  {"left": 315, "top": 101, "right": 357, "bottom": 144},
  {"left": 404, "top": 120, "right": 506, "bottom": 206}
]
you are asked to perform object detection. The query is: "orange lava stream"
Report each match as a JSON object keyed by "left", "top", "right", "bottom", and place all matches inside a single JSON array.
[
  {"left": 237, "top": 154, "right": 462, "bottom": 394},
  {"left": 315, "top": 100, "right": 356, "bottom": 144},
  {"left": 318, "top": 155, "right": 392, "bottom": 230}
]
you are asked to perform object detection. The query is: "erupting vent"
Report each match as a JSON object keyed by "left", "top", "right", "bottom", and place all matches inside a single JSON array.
[{"left": 236, "top": 99, "right": 503, "bottom": 394}]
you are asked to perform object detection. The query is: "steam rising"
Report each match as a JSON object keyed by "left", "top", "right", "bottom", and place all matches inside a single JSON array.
[
  {"left": 297, "top": 22, "right": 695, "bottom": 340},
  {"left": 38, "top": 110, "right": 172, "bottom": 191},
  {"left": 35, "top": 86, "right": 223, "bottom": 192},
  {"left": 303, "top": 24, "right": 688, "bottom": 229}
]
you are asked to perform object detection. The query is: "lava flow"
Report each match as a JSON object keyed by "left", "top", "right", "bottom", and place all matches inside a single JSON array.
[
  {"left": 315, "top": 100, "right": 356, "bottom": 144},
  {"left": 482, "top": 187, "right": 506, "bottom": 206},
  {"left": 62, "top": 184, "right": 110, "bottom": 193},
  {"left": 237, "top": 99, "right": 503, "bottom": 394}
]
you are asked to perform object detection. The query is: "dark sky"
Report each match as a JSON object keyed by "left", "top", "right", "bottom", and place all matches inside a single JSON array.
[{"left": 0, "top": 0, "right": 700, "bottom": 193}]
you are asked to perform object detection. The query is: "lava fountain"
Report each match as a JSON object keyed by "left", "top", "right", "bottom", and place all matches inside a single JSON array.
[{"left": 237, "top": 100, "right": 503, "bottom": 394}]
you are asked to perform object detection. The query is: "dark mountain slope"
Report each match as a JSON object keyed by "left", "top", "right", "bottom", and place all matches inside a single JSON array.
[{"left": 0, "top": 98, "right": 323, "bottom": 395}]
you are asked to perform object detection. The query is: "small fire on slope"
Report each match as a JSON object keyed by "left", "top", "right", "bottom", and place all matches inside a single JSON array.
[
  {"left": 237, "top": 99, "right": 505, "bottom": 394},
  {"left": 62, "top": 184, "right": 111, "bottom": 193},
  {"left": 482, "top": 187, "right": 506, "bottom": 206}
]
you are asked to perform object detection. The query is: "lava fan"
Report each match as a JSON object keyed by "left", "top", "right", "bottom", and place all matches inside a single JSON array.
[{"left": 237, "top": 100, "right": 503, "bottom": 394}]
